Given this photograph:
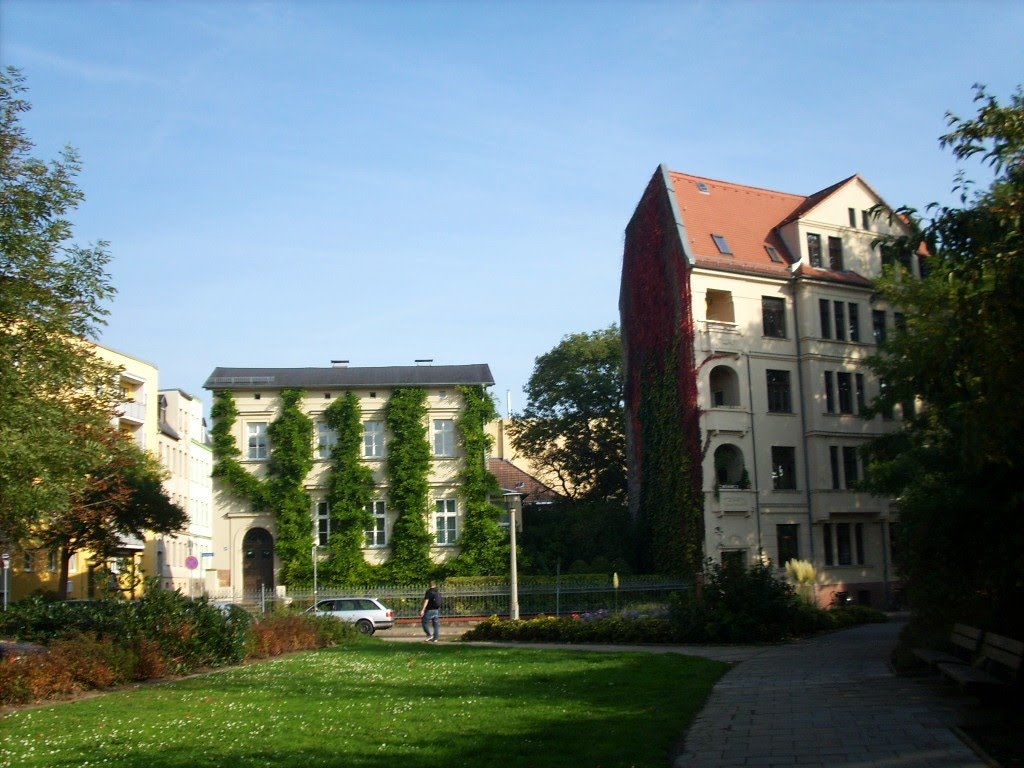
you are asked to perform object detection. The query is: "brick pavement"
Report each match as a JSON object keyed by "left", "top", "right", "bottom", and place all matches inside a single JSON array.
[{"left": 674, "top": 621, "right": 989, "bottom": 768}]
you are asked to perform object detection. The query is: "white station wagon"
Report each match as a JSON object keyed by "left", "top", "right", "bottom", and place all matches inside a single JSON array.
[{"left": 306, "top": 597, "right": 395, "bottom": 635}]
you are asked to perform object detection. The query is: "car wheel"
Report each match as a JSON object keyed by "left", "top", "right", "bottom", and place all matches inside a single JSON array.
[{"left": 356, "top": 619, "right": 375, "bottom": 635}]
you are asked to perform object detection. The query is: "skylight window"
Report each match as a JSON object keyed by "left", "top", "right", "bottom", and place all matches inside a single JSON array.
[
  {"left": 765, "top": 245, "right": 783, "bottom": 263},
  {"left": 711, "top": 234, "right": 732, "bottom": 255},
  {"left": 696, "top": 181, "right": 710, "bottom": 194}
]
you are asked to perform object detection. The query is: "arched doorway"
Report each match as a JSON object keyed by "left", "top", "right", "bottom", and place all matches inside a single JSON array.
[{"left": 242, "top": 528, "right": 274, "bottom": 594}]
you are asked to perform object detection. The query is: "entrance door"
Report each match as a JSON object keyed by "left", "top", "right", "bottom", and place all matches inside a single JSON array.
[{"left": 242, "top": 528, "right": 275, "bottom": 595}]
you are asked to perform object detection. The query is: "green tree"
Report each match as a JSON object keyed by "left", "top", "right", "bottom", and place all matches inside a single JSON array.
[
  {"left": 448, "top": 385, "right": 508, "bottom": 576},
  {"left": 862, "top": 85, "right": 1024, "bottom": 634},
  {"left": 508, "top": 325, "right": 627, "bottom": 502},
  {"left": 265, "top": 389, "right": 315, "bottom": 585},
  {"left": 35, "top": 427, "right": 187, "bottom": 597},
  {"left": 383, "top": 388, "right": 433, "bottom": 580},
  {"left": 0, "top": 67, "right": 122, "bottom": 541},
  {"left": 322, "top": 392, "right": 375, "bottom": 584}
]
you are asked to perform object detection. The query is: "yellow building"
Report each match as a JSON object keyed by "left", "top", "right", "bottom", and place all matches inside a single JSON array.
[{"left": 7, "top": 342, "right": 161, "bottom": 600}]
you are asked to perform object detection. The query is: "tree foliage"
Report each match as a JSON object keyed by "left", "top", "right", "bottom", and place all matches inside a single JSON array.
[
  {"left": 508, "top": 325, "right": 627, "bottom": 502},
  {"left": 0, "top": 67, "right": 122, "bottom": 541},
  {"left": 862, "top": 85, "right": 1024, "bottom": 634},
  {"left": 34, "top": 427, "right": 187, "bottom": 596},
  {"left": 448, "top": 385, "right": 508, "bottom": 576},
  {"left": 382, "top": 388, "right": 433, "bottom": 580},
  {"left": 322, "top": 392, "right": 375, "bottom": 584}
]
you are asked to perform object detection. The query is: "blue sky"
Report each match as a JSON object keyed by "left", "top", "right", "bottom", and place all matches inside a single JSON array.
[{"left": 4, "top": 1, "right": 1022, "bottom": 417}]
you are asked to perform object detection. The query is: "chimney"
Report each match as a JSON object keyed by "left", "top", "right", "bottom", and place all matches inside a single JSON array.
[
  {"left": 415, "top": 359, "right": 433, "bottom": 366},
  {"left": 331, "top": 360, "right": 349, "bottom": 368}
]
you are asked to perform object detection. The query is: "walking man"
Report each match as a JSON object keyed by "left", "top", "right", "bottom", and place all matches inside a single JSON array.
[{"left": 420, "top": 581, "right": 441, "bottom": 642}]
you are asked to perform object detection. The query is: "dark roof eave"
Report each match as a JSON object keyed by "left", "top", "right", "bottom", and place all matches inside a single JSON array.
[{"left": 203, "top": 364, "right": 495, "bottom": 391}]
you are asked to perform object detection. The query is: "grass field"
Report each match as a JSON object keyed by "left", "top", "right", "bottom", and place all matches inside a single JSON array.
[{"left": 0, "top": 640, "right": 728, "bottom": 768}]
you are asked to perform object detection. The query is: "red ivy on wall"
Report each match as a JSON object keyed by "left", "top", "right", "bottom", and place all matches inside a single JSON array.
[{"left": 620, "top": 169, "right": 705, "bottom": 576}]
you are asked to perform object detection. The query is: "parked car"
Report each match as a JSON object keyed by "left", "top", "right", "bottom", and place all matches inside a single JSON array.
[{"left": 306, "top": 597, "right": 394, "bottom": 634}]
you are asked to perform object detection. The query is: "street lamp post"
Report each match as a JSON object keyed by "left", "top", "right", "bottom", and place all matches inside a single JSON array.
[
  {"left": 312, "top": 544, "right": 319, "bottom": 606},
  {"left": 503, "top": 492, "right": 522, "bottom": 620}
]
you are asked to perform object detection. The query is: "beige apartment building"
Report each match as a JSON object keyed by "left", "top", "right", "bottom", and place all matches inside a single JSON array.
[
  {"left": 621, "top": 167, "right": 923, "bottom": 606},
  {"left": 203, "top": 362, "right": 495, "bottom": 598}
]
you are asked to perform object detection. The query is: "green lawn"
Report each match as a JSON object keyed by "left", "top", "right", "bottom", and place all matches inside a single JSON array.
[{"left": 0, "top": 641, "right": 727, "bottom": 768}]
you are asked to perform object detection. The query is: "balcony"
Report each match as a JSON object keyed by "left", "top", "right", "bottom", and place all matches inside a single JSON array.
[
  {"left": 707, "top": 487, "right": 755, "bottom": 517},
  {"left": 118, "top": 399, "right": 147, "bottom": 424},
  {"left": 696, "top": 320, "right": 743, "bottom": 354}
]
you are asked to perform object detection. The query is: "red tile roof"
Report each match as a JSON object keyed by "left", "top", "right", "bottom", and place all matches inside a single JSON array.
[
  {"left": 489, "top": 458, "right": 562, "bottom": 505},
  {"left": 668, "top": 172, "right": 876, "bottom": 282},
  {"left": 669, "top": 172, "right": 806, "bottom": 277}
]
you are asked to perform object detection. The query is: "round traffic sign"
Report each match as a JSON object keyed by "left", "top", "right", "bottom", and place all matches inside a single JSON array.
[{"left": 185, "top": 556, "right": 199, "bottom": 570}]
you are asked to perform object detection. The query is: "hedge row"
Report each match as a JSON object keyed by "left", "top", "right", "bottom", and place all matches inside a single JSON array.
[{"left": 0, "top": 592, "right": 359, "bottom": 706}]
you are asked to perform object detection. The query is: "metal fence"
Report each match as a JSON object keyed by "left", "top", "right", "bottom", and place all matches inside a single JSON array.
[{"left": 210, "top": 575, "right": 693, "bottom": 619}]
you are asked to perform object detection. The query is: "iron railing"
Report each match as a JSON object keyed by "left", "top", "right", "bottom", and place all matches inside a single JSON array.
[{"left": 209, "top": 575, "right": 693, "bottom": 618}]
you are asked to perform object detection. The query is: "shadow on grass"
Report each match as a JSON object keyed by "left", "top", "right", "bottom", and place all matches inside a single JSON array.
[{"left": 9, "top": 642, "right": 728, "bottom": 768}]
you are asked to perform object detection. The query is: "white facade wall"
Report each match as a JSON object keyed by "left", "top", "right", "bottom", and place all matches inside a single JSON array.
[
  {"left": 693, "top": 179, "right": 917, "bottom": 605},
  {"left": 153, "top": 389, "right": 213, "bottom": 596}
]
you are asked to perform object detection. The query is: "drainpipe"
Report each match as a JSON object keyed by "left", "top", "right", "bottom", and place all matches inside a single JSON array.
[
  {"left": 791, "top": 277, "right": 817, "bottom": 563},
  {"left": 744, "top": 355, "right": 764, "bottom": 558}
]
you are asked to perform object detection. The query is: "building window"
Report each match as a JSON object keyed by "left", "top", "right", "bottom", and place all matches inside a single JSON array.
[
  {"left": 848, "top": 208, "right": 857, "bottom": 228},
  {"left": 830, "top": 447, "right": 841, "bottom": 489},
  {"left": 48, "top": 551, "right": 57, "bottom": 572},
  {"left": 828, "top": 236, "right": 844, "bottom": 271},
  {"left": 435, "top": 499, "right": 457, "bottom": 545},
  {"left": 364, "top": 501, "right": 386, "bottom": 548},
  {"left": 363, "top": 421, "right": 384, "bottom": 458},
  {"left": 766, "top": 370, "right": 792, "bottom": 413},
  {"left": 247, "top": 423, "right": 268, "bottom": 460},
  {"left": 721, "top": 550, "right": 746, "bottom": 569},
  {"left": 705, "top": 289, "right": 735, "bottom": 323},
  {"left": 824, "top": 371, "right": 836, "bottom": 413},
  {"left": 807, "top": 233, "right": 822, "bottom": 268},
  {"left": 842, "top": 447, "right": 860, "bottom": 487},
  {"left": 872, "top": 310, "right": 887, "bottom": 345},
  {"left": 777, "top": 524, "right": 799, "bottom": 567},
  {"left": 819, "top": 299, "right": 832, "bottom": 339},
  {"left": 23, "top": 551, "right": 34, "bottom": 572},
  {"left": 894, "top": 312, "right": 906, "bottom": 333},
  {"left": 433, "top": 419, "right": 456, "bottom": 457},
  {"left": 833, "top": 301, "right": 847, "bottom": 341},
  {"left": 837, "top": 372, "right": 854, "bottom": 414},
  {"left": 771, "top": 446, "right": 797, "bottom": 490},
  {"left": 761, "top": 297, "right": 786, "bottom": 338},
  {"left": 711, "top": 233, "right": 733, "bottom": 254},
  {"left": 824, "top": 522, "right": 865, "bottom": 566},
  {"left": 765, "top": 245, "right": 783, "bottom": 263},
  {"left": 862, "top": 210, "right": 871, "bottom": 230},
  {"left": 316, "top": 423, "right": 337, "bottom": 460},
  {"left": 848, "top": 303, "right": 860, "bottom": 342},
  {"left": 316, "top": 501, "right": 330, "bottom": 546}
]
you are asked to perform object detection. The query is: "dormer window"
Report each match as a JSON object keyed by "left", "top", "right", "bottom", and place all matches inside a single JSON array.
[
  {"left": 711, "top": 234, "right": 732, "bottom": 255},
  {"left": 765, "top": 245, "right": 783, "bottom": 263},
  {"left": 696, "top": 181, "right": 710, "bottom": 194}
]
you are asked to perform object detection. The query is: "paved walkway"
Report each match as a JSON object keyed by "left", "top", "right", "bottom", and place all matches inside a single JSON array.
[
  {"left": 385, "top": 619, "right": 990, "bottom": 767},
  {"left": 674, "top": 621, "right": 988, "bottom": 768}
]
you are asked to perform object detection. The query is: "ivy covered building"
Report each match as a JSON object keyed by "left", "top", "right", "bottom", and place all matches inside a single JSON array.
[
  {"left": 620, "top": 166, "right": 923, "bottom": 606},
  {"left": 203, "top": 362, "right": 500, "bottom": 596}
]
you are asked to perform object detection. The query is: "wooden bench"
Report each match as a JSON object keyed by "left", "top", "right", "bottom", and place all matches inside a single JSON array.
[
  {"left": 937, "top": 632, "right": 1023, "bottom": 699},
  {"left": 913, "top": 623, "right": 983, "bottom": 669}
]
